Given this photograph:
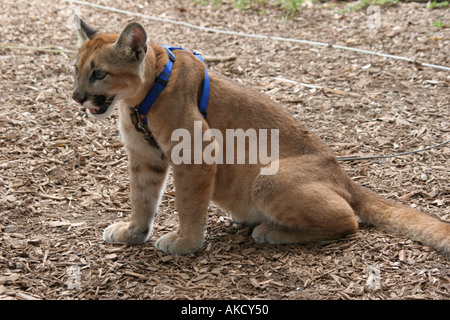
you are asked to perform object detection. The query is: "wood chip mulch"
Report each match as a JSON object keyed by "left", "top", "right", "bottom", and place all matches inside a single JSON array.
[{"left": 0, "top": 0, "right": 448, "bottom": 300}]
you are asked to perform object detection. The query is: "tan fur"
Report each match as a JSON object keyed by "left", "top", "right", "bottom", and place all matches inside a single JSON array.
[{"left": 72, "top": 19, "right": 450, "bottom": 256}]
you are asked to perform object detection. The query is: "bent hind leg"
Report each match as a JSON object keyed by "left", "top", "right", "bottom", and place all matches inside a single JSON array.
[{"left": 252, "top": 182, "right": 358, "bottom": 245}]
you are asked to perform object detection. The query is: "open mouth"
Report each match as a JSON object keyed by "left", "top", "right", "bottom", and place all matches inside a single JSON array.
[{"left": 87, "top": 96, "right": 116, "bottom": 115}]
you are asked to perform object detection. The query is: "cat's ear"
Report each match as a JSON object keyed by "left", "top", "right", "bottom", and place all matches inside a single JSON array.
[
  {"left": 74, "top": 15, "right": 99, "bottom": 47},
  {"left": 115, "top": 22, "right": 148, "bottom": 63}
]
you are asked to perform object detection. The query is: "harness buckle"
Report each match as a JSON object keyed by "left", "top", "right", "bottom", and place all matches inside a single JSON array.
[
  {"left": 155, "top": 77, "right": 169, "bottom": 86},
  {"left": 164, "top": 47, "right": 176, "bottom": 62}
]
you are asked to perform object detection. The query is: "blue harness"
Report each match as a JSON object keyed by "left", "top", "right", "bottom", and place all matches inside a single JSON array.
[{"left": 130, "top": 46, "right": 209, "bottom": 152}]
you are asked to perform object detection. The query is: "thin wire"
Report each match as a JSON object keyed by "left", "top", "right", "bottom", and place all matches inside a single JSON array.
[
  {"left": 337, "top": 140, "right": 450, "bottom": 162},
  {"left": 64, "top": 0, "right": 450, "bottom": 71}
]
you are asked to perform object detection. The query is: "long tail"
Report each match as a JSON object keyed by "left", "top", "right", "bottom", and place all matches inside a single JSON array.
[{"left": 352, "top": 184, "right": 450, "bottom": 256}]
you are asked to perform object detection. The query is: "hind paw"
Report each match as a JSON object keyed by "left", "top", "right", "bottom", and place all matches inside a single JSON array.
[{"left": 252, "top": 223, "right": 285, "bottom": 244}]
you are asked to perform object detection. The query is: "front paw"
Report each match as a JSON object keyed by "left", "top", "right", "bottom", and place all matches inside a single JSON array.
[
  {"left": 103, "top": 221, "right": 150, "bottom": 245},
  {"left": 155, "top": 231, "right": 204, "bottom": 255}
]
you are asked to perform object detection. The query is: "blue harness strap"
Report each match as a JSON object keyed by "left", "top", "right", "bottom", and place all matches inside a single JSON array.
[
  {"left": 134, "top": 45, "right": 209, "bottom": 126},
  {"left": 193, "top": 51, "right": 209, "bottom": 118},
  {"left": 137, "top": 47, "right": 175, "bottom": 124},
  {"left": 164, "top": 46, "right": 209, "bottom": 118}
]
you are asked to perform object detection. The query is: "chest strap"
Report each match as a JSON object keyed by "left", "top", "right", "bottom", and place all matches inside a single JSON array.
[{"left": 130, "top": 46, "right": 209, "bottom": 152}]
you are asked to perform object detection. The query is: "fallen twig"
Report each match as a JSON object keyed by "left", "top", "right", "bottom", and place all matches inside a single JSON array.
[
  {"left": 337, "top": 140, "right": 450, "bottom": 162},
  {"left": 203, "top": 55, "right": 237, "bottom": 62},
  {"left": 0, "top": 43, "right": 75, "bottom": 59}
]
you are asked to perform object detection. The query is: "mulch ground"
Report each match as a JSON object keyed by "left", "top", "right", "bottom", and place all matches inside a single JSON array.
[{"left": 0, "top": 0, "right": 449, "bottom": 300}]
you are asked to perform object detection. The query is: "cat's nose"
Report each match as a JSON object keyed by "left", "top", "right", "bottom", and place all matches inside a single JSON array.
[{"left": 72, "top": 91, "right": 87, "bottom": 104}]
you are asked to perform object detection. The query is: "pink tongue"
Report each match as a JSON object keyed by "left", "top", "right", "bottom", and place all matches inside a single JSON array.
[{"left": 89, "top": 108, "right": 98, "bottom": 114}]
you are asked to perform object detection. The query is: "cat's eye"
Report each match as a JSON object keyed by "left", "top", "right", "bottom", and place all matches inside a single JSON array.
[
  {"left": 94, "top": 69, "right": 107, "bottom": 80},
  {"left": 89, "top": 69, "right": 108, "bottom": 83}
]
